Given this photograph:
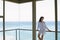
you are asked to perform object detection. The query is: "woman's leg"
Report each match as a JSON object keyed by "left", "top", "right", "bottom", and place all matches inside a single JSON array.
[
  {"left": 38, "top": 33, "right": 41, "bottom": 40},
  {"left": 41, "top": 34, "right": 44, "bottom": 40}
]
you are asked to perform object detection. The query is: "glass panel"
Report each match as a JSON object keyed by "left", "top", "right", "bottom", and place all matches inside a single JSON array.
[
  {"left": 19, "top": 2, "right": 32, "bottom": 29},
  {"left": 44, "top": 32, "right": 55, "bottom": 40},
  {"left": 20, "top": 30, "right": 32, "bottom": 40},
  {"left": 19, "top": 2, "right": 32, "bottom": 40},
  {"left": 57, "top": 0, "right": 60, "bottom": 31},
  {"left": 58, "top": 33, "right": 60, "bottom": 40},
  {"left": 5, "top": 30, "right": 16, "bottom": 40},
  {"left": 0, "top": 18, "right": 3, "bottom": 30},
  {"left": 0, "top": 18, "right": 3, "bottom": 40},
  {"left": 57, "top": 0, "right": 60, "bottom": 40},
  {"left": 5, "top": 1, "right": 19, "bottom": 30},
  {"left": 36, "top": 0, "right": 55, "bottom": 40},
  {"left": 0, "top": 0, "right": 3, "bottom": 16},
  {"left": 0, "top": 32, "right": 3, "bottom": 40},
  {"left": 5, "top": 1, "right": 20, "bottom": 40}
]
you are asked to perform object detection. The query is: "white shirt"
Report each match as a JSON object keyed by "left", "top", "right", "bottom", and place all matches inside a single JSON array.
[{"left": 37, "top": 22, "right": 48, "bottom": 31}]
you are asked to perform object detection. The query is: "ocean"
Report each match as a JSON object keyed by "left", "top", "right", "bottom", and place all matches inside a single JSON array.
[{"left": 0, "top": 21, "right": 60, "bottom": 40}]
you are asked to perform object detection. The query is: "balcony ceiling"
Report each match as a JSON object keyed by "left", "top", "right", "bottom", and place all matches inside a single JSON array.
[{"left": 5, "top": 0, "right": 43, "bottom": 3}]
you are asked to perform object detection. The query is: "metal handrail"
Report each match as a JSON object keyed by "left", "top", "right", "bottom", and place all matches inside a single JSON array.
[{"left": 0, "top": 29, "right": 60, "bottom": 33}]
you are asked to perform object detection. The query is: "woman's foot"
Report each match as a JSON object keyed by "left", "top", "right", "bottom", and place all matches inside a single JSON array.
[{"left": 40, "top": 38, "right": 42, "bottom": 40}]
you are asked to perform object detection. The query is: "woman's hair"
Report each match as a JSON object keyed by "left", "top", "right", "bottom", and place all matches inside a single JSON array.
[{"left": 39, "top": 16, "right": 44, "bottom": 22}]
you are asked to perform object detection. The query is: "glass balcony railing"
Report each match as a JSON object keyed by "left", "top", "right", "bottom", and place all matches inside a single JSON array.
[{"left": 0, "top": 29, "right": 60, "bottom": 40}]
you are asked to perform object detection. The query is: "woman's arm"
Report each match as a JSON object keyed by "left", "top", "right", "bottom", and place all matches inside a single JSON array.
[
  {"left": 44, "top": 22, "right": 51, "bottom": 32},
  {"left": 45, "top": 26, "right": 51, "bottom": 32},
  {"left": 47, "top": 28, "right": 51, "bottom": 32}
]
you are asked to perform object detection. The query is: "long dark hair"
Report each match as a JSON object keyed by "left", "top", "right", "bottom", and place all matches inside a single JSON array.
[{"left": 39, "top": 16, "right": 44, "bottom": 22}]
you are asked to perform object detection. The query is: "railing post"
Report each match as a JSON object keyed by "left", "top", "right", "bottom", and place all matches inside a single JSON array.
[
  {"left": 16, "top": 30, "right": 17, "bottom": 40},
  {"left": 19, "top": 30, "right": 20, "bottom": 40}
]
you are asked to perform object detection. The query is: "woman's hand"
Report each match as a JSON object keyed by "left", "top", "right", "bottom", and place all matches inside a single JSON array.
[{"left": 48, "top": 30, "right": 51, "bottom": 32}]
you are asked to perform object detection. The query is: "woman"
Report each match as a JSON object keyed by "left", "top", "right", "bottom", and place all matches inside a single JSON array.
[{"left": 37, "top": 16, "right": 51, "bottom": 40}]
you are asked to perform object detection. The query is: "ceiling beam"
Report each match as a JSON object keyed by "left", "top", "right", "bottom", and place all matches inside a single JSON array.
[{"left": 5, "top": 0, "right": 43, "bottom": 3}]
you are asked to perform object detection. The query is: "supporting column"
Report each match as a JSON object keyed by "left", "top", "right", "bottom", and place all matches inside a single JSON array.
[
  {"left": 32, "top": 0, "right": 36, "bottom": 40},
  {"left": 3, "top": 0, "right": 5, "bottom": 40},
  {"left": 55, "top": 0, "right": 58, "bottom": 40}
]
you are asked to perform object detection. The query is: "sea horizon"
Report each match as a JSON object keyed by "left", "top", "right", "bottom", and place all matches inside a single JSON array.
[
  {"left": 0, "top": 21, "right": 60, "bottom": 40},
  {"left": 0, "top": 21, "right": 60, "bottom": 30}
]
